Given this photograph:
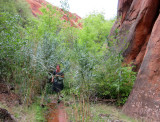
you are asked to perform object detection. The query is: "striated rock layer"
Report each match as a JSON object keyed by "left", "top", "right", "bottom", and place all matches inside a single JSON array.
[
  {"left": 111, "top": 0, "right": 160, "bottom": 121},
  {"left": 26, "top": 0, "right": 82, "bottom": 28}
]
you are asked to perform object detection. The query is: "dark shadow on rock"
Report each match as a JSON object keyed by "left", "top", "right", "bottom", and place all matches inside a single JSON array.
[{"left": 0, "top": 108, "right": 16, "bottom": 122}]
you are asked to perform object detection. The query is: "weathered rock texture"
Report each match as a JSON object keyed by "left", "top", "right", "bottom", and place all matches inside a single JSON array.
[
  {"left": 111, "top": 0, "right": 160, "bottom": 121},
  {"left": 26, "top": 0, "right": 82, "bottom": 28},
  {"left": 0, "top": 108, "right": 16, "bottom": 122}
]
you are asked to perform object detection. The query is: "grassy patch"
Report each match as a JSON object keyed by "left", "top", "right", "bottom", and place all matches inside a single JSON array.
[
  {"left": 63, "top": 95, "right": 138, "bottom": 122},
  {"left": 90, "top": 103, "right": 138, "bottom": 122},
  {"left": 0, "top": 99, "right": 47, "bottom": 122}
]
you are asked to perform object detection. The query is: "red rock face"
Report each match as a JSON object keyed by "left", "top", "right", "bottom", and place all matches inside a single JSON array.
[
  {"left": 26, "top": 0, "right": 82, "bottom": 28},
  {"left": 111, "top": 0, "right": 160, "bottom": 120},
  {"left": 111, "top": 0, "right": 160, "bottom": 71}
]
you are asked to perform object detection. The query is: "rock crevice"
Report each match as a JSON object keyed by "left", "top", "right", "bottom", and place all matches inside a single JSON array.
[{"left": 111, "top": 0, "right": 160, "bottom": 71}]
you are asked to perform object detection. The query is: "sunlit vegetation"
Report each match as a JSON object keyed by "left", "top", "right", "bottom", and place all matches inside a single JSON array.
[
  {"left": 64, "top": 96, "right": 137, "bottom": 122},
  {"left": 0, "top": 0, "right": 136, "bottom": 121}
]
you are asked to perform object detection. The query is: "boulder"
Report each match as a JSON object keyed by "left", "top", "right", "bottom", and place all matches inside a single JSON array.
[{"left": 0, "top": 108, "right": 16, "bottom": 122}]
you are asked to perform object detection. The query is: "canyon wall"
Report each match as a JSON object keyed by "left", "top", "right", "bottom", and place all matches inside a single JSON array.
[{"left": 111, "top": 0, "right": 160, "bottom": 120}]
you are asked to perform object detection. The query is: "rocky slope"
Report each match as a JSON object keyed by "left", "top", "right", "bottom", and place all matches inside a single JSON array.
[
  {"left": 111, "top": 0, "right": 160, "bottom": 121},
  {"left": 26, "top": 0, "right": 82, "bottom": 28}
]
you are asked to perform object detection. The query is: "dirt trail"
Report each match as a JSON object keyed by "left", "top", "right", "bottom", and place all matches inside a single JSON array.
[{"left": 47, "top": 101, "right": 68, "bottom": 122}]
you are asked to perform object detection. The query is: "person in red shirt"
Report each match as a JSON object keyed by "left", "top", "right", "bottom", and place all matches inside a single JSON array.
[{"left": 51, "top": 64, "right": 64, "bottom": 103}]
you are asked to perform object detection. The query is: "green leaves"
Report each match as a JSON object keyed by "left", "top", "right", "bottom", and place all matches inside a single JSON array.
[
  {"left": 95, "top": 51, "right": 136, "bottom": 105},
  {"left": 0, "top": 0, "right": 136, "bottom": 106},
  {"left": 38, "top": 5, "right": 64, "bottom": 38},
  {"left": 77, "top": 13, "right": 114, "bottom": 53},
  {"left": 0, "top": 11, "right": 25, "bottom": 79}
]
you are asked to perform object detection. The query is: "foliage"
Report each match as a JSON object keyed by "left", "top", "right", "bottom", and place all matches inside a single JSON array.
[
  {"left": 62, "top": 13, "right": 136, "bottom": 105},
  {"left": 64, "top": 96, "right": 137, "bottom": 122},
  {"left": 95, "top": 54, "right": 136, "bottom": 105},
  {"left": 0, "top": 98, "right": 47, "bottom": 122},
  {"left": 38, "top": 5, "right": 64, "bottom": 38},
  {"left": 0, "top": 0, "right": 33, "bottom": 24},
  {"left": 78, "top": 13, "right": 114, "bottom": 52},
  {"left": 0, "top": 0, "right": 136, "bottom": 107},
  {"left": 0, "top": 0, "right": 31, "bottom": 81},
  {"left": 64, "top": 35, "right": 136, "bottom": 105}
]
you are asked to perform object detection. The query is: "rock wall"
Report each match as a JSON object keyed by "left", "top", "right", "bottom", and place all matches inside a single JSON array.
[{"left": 111, "top": 0, "right": 160, "bottom": 120}]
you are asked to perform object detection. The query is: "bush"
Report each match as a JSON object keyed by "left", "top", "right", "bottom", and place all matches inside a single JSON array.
[
  {"left": 0, "top": 1, "right": 136, "bottom": 106},
  {"left": 64, "top": 38, "right": 136, "bottom": 105}
]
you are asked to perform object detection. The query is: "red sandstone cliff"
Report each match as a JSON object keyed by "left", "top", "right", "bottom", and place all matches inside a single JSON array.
[
  {"left": 26, "top": 0, "right": 82, "bottom": 28},
  {"left": 111, "top": 0, "right": 160, "bottom": 121}
]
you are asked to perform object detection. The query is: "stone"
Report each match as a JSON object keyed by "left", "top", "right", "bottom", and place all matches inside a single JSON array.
[
  {"left": 0, "top": 108, "right": 16, "bottom": 122},
  {"left": 123, "top": 12, "right": 160, "bottom": 121},
  {"left": 110, "top": 0, "right": 160, "bottom": 71},
  {"left": 111, "top": 0, "right": 160, "bottom": 120}
]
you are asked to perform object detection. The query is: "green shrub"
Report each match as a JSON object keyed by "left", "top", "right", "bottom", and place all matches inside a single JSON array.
[
  {"left": 58, "top": 13, "right": 136, "bottom": 105},
  {"left": 0, "top": 1, "right": 136, "bottom": 106}
]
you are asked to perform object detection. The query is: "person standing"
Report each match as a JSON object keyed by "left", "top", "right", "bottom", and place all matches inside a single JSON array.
[{"left": 51, "top": 64, "right": 64, "bottom": 103}]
